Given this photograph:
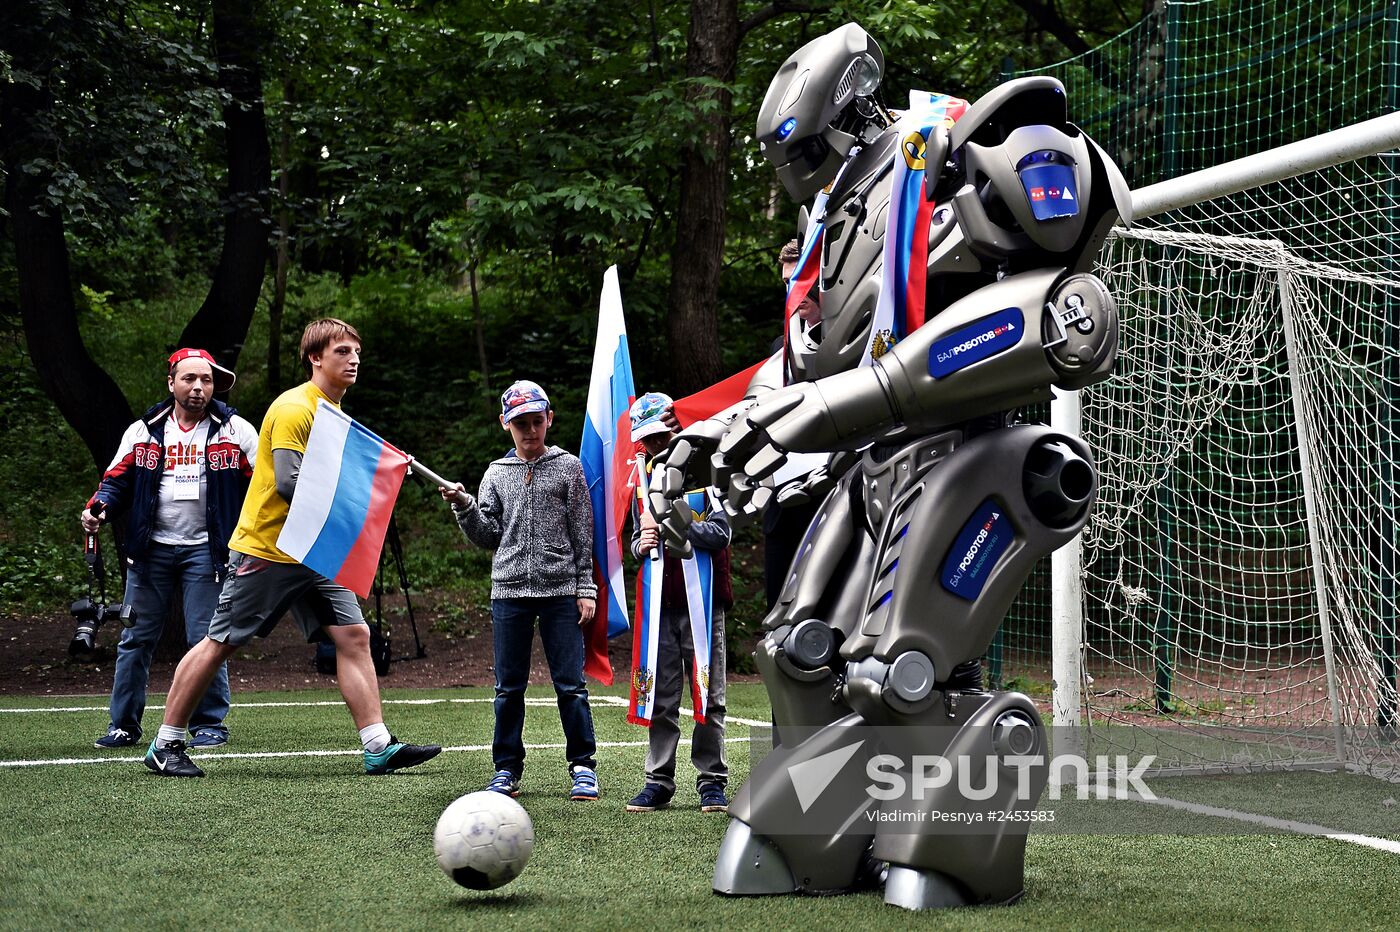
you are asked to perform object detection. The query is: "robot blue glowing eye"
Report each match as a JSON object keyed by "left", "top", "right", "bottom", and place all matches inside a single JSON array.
[{"left": 776, "top": 117, "right": 798, "bottom": 142}]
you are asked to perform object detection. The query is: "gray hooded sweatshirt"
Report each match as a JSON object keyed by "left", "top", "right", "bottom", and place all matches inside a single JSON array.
[{"left": 452, "top": 445, "right": 597, "bottom": 601}]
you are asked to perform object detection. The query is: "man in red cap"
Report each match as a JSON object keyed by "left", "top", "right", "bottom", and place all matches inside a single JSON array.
[{"left": 82, "top": 348, "right": 258, "bottom": 750}]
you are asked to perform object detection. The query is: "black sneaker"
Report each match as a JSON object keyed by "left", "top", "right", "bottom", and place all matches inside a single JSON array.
[
  {"left": 363, "top": 736, "right": 442, "bottom": 775},
  {"left": 144, "top": 740, "right": 204, "bottom": 778},
  {"left": 699, "top": 782, "right": 729, "bottom": 813},
  {"left": 626, "top": 783, "right": 674, "bottom": 812}
]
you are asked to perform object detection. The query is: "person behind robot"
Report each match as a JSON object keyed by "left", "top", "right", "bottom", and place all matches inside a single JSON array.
[
  {"left": 440, "top": 380, "right": 601, "bottom": 802},
  {"left": 625, "top": 391, "right": 733, "bottom": 814},
  {"left": 763, "top": 239, "right": 825, "bottom": 608}
]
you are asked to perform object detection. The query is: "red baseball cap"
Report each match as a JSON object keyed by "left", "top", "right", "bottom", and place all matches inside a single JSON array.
[{"left": 167, "top": 348, "right": 236, "bottom": 392}]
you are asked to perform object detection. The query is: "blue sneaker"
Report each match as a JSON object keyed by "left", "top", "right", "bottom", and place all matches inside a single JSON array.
[
  {"left": 625, "top": 783, "right": 673, "bottom": 812},
  {"left": 95, "top": 727, "right": 140, "bottom": 749},
  {"left": 699, "top": 782, "right": 729, "bottom": 813},
  {"left": 484, "top": 770, "right": 521, "bottom": 797},
  {"left": 189, "top": 730, "right": 229, "bottom": 749},
  {"left": 570, "top": 765, "right": 600, "bottom": 801},
  {"left": 363, "top": 737, "right": 442, "bottom": 775}
]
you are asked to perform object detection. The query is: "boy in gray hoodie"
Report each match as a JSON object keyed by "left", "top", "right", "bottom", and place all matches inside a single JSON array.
[{"left": 441, "top": 380, "right": 600, "bottom": 801}]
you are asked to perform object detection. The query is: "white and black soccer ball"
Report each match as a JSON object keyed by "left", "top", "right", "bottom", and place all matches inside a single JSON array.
[{"left": 433, "top": 791, "right": 535, "bottom": 890}]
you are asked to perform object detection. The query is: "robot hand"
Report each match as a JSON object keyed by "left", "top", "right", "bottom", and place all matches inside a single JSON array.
[
  {"left": 646, "top": 408, "right": 757, "bottom": 555},
  {"left": 774, "top": 449, "right": 859, "bottom": 508},
  {"left": 651, "top": 383, "right": 843, "bottom": 548}
]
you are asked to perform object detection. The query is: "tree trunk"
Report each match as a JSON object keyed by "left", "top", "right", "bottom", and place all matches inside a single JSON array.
[
  {"left": 466, "top": 257, "right": 493, "bottom": 400},
  {"left": 665, "top": 0, "right": 738, "bottom": 394},
  {"left": 177, "top": 0, "right": 272, "bottom": 374},
  {"left": 1, "top": 17, "right": 132, "bottom": 470},
  {"left": 268, "top": 94, "right": 292, "bottom": 396}
]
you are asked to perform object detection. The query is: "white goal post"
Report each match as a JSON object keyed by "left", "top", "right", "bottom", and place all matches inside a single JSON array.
[{"left": 1051, "top": 111, "right": 1400, "bottom": 777}]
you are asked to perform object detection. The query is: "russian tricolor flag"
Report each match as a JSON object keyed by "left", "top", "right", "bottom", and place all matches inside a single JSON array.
[
  {"left": 277, "top": 400, "right": 410, "bottom": 598},
  {"left": 580, "top": 265, "right": 636, "bottom": 685},
  {"left": 868, "top": 90, "right": 969, "bottom": 364}
]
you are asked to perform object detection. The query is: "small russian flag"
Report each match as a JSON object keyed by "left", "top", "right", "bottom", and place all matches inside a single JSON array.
[{"left": 277, "top": 400, "right": 411, "bottom": 598}]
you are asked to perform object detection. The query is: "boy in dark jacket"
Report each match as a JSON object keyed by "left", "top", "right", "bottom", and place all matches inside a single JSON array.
[
  {"left": 441, "top": 380, "right": 600, "bottom": 801},
  {"left": 624, "top": 392, "right": 732, "bottom": 814},
  {"left": 82, "top": 349, "right": 258, "bottom": 749}
]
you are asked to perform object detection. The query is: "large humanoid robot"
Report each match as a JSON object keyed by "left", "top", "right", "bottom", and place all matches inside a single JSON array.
[{"left": 647, "top": 24, "right": 1132, "bottom": 910}]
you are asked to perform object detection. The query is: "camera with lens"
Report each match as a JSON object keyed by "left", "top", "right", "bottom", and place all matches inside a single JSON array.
[
  {"left": 68, "top": 513, "right": 135, "bottom": 657},
  {"left": 68, "top": 597, "right": 135, "bottom": 656}
]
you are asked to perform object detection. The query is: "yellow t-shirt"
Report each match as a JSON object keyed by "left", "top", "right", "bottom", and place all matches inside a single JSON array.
[{"left": 227, "top": 381, "right": 339, "bottom": 562}]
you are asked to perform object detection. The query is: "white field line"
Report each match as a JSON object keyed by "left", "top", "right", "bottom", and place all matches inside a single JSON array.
[
  {"left": 0, "top": 693, "right": 773, "bottom": 728},
  {"left": 3, "top": 696, "right": 1396, "bottom": 858},
  {"left": 0, "top": 693, "right": 766, "bottom": 769},
  {"left": 0, "top": 736, "right": 753, "bottom": 769},
  {"left": 1120, "top": 792, "right": 1400, "bottom": 856}
]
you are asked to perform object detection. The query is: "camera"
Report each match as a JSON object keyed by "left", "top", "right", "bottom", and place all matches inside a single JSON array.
[{"left": 68, "top": 597, "right": 135, "bottom": 656}]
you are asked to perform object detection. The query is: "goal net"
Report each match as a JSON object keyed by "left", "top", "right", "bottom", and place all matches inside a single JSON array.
[
  {"left": 1070, "top": 155, "right": 1400, "bottom": 777},
  {"left": 985, "top": 0, "right": 1400, "bottom": 778}
]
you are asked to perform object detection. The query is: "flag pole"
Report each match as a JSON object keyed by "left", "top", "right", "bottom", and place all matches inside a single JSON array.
[{"left": 406, "top": 458, "right": 453, "bottom": 491}]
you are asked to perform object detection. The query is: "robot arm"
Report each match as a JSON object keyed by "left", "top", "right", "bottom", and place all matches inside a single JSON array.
[{"left": 650, "top": 268, "right": 1116, "bottom": 547}]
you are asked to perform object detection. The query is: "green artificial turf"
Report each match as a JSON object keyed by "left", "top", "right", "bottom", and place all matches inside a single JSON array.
[{"left": 2, "top": 685, "right": 1397, "bottom": 930}]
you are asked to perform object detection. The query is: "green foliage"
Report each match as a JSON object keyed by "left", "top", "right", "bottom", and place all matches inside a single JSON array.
[
  {"left": 0, "top": 338, "right": 119, "bottom": 613},
  {"left": 1, "top": 0, "right": 1153, "bottom": 614}
]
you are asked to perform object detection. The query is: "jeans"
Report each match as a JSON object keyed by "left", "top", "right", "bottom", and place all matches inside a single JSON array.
[
  {"left": 491, "top": 596, "right": 597, "bottom": 776},
  {"left": 108, "top": 542, "right": 230, "bottom": 738}
]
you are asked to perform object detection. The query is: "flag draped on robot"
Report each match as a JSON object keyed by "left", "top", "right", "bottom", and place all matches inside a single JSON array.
[
  {"left": 866, "top": 90, "right": 969, "bottom": 365},
  {"left": 277, "top": 401, "right": 410, "bottom": 599},
  {"left": 580, "top": 266, "right": 638, "bottom": 685},
  {"left": 782, "top": 183, "right": 829, "bottom": 386}
]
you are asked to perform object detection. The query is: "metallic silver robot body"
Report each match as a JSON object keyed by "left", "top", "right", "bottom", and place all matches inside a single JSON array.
[{"left": 651, "top": 23, "right": 1132, "bottom": 910}]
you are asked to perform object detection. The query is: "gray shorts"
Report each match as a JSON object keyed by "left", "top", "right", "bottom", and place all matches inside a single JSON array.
[{"left": 207, "top": 552, "right": 366, "bottom": 647}]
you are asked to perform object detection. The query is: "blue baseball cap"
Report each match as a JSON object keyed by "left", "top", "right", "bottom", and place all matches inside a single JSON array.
[
  {"left": 629, "top": 391, "right": 674, "bottom": 442},
  {"left": 501, "top": 380, "right": 551, "bottom": 423}
]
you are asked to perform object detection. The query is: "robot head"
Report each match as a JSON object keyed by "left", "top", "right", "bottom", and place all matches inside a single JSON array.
[{"left": 756, "top": 23, "right": 885, "bottom": 202}]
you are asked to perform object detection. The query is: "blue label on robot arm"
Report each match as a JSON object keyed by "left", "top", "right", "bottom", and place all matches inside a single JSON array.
[
  {"left": 927, "top": 307, "right": 1024, "bottom": 379},
  {"left": 941, "top": 498, "right": 1015, "bottom": 600}
]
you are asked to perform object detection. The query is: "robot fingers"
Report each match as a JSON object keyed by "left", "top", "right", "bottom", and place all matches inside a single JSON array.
[
  {"left": 714, "top": 413, "right": 782, "bottom": 488},
  {"left": 775, "top": 481, "right": 812, "bottom": 508},
  {"left": 743, "top": 444, "right": 787, "bottom": 482},
  {"left": 659, "top": 518, "right": 694, "bottom": 556},
  {"left": 745, "top": 389, "right": 804, "bottom": 428}
]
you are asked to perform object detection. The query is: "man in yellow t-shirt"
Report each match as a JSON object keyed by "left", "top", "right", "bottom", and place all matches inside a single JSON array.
[{"left": 143, "top": 318, "right": 440, "bottom": 779}]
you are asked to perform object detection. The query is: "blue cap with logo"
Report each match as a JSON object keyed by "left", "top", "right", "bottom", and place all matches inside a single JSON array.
[
  {"left": 629, "top": 391, "right": 674, "bottom": 442},
  {"left": 500, "top": 380, "right": 551, "bottom": 423}
]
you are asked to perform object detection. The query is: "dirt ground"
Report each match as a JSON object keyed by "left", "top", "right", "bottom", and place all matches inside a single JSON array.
[{"left": 0, "top": 592, "right": 642, "bottom": 698}]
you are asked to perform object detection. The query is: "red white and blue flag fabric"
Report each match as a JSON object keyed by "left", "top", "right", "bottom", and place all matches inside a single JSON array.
[
  {"left": 277, "top": 400, "right": 410, "bottom": 599},
  {"left": 866, "top": 90, "right": 969, "bottom": 367},
  {"left": 628, "top": 470, "right": 718, "bottom": 726},
  {"left": 669, "top": 357, "right": 768, "bottom": 429},
  {"left": 581, "top": 265, "right": 637, "bottom": 685}
]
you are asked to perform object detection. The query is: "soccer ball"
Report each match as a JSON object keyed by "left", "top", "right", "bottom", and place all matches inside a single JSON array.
[{"left": 433, "top": 791, "right": 535, "bottom": 890}]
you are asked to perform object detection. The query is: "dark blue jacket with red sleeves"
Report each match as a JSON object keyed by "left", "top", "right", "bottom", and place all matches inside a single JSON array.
[{"left": 86, "top": 397, "right": 258, "bottom": 580}]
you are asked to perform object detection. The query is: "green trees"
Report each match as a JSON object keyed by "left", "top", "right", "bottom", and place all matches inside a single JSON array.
[
  {"left": 1, "top": 0, "right": 1140, "bottom": 464},
  {"left": 1, "top": 0, "right": 269, "bottom": 467}
]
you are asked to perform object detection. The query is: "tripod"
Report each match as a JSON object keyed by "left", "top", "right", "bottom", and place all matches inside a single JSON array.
[
  {"left": 373, "top": 515, "right": 425, "bottom": 662},
  {"left": 314, "top": 515, "right": 425, "bottom": 675}
]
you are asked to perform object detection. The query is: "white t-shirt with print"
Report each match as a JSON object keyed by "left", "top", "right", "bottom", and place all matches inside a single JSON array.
[{"left": 150, "top": 414, "right": 210, "bottom": 546}]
